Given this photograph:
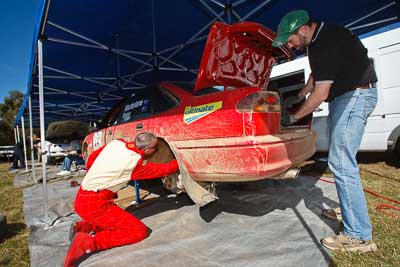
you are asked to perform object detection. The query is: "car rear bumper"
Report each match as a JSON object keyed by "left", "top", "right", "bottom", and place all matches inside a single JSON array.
[{"left": 172, "top": 130, "right": 316, "bottom": 182}]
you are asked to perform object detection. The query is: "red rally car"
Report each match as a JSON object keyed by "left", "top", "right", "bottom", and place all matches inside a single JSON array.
[{"left": 82, "top": 21, "right": 317, "bottom": 204}]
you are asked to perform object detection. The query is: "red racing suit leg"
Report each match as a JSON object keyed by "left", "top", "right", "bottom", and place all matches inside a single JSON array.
[{"left": 74, "top": 187, "right": 148, "bottom": 251}]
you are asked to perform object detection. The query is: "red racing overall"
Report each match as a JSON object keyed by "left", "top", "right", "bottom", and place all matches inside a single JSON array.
[{"left": 65, "top": 139, "right": 178, "bottom": 266}]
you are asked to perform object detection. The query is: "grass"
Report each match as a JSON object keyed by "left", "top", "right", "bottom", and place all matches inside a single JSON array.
[
  {"left": 0, "top": 153, "right": 399, "bottom": 267},
  {"left": 317, "top": 153, "right": 400, "bottom": 267},
  {"left": 0, "top": 162, "right": 30, "bottom": 267}
]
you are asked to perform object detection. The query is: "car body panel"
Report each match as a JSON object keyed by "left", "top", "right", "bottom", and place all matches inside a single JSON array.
[
  {"left": 83, "top": 21, "right": 315, "bottom": 183},
  {"left": 170, "top": 130, "right": 316, "bottom": 181},
  {"left": 83, "top": 82, "right": 316, "bottom": 182},
  {"left": 194, "top": 22, "right": 293, "bottom": 91},
  {"left": 146, "top": 83, "right": 281, "bottom": 140}
]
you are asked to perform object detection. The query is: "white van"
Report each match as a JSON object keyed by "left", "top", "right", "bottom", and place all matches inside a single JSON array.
[{"left": 269, "top": 22, "right": 400, "bottom": 154}]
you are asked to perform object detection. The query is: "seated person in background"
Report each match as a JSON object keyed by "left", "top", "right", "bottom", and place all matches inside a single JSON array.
[
  {"left": 33, "top": 134, "right": 41, "bottom": 162},
  {"left": 57, "top": 140, "right": 85, "bottom": 176},
  {"left": 9, "top": 141, "right": 26, "bottom": 172}
]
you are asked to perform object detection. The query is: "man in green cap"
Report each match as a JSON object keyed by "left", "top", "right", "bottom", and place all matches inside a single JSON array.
[{"left": 273, "top": 10, "right": 378, "bottom": 252}]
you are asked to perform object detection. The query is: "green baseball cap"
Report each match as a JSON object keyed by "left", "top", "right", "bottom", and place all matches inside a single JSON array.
[{"left": 272, "top": 10, "right": 310, "bottom": 47}]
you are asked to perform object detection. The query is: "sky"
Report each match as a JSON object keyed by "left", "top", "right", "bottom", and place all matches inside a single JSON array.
[{"left": 0, "top": 0, "right": 41, "bottom": 104}]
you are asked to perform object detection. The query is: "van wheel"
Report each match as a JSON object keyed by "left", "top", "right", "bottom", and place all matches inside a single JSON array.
[{"left": 393, "top": 139, "right": 400, "bottom": 160}]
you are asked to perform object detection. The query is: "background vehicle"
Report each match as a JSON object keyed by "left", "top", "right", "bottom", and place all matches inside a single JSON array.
[
  {"left": 83, "top": 22, "right": 317, "bottom": 203},
  {"left": 0, "top": 145, "right": 14, "bottom": 161},
  {"left": 43, "top": 141, "right": 69, "bottom": 159},
  {"left": 45, "top": 120, "right": 88, "bottom": 163},
  {"left": 269, "top": 23, "right": 400, "bottom": 155}
]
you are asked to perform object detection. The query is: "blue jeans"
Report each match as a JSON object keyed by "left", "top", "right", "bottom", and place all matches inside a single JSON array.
[
  {"left": 61, "top": 155, "right": 85, "bottom": 171},
  {"left": 328, "top": 88, "right": 377, "bottom": 241}
]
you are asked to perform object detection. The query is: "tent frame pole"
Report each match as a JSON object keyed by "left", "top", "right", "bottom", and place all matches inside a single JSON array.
[
  {"left": 241, "top": 0, "right": 273, "bottom": 21},
  {"left": 152, "top": 0, "right": 158, "bottom": 67},
  {"left": 198, "top": 0, "right": 227, "bottom": 23},
  {"left": 29, "top": 96, "right": 36, "bottom": 183},
  {"left": 349, "top": 17, "right": 398, "bottom": 31},
  {"left": 21, "top": 116, "right": 28, "bottom": 172},
  {"left": 158, "top": 17, "right": 220, "bottom": 67},
  {"left": 232, "top": 0, "right": 249, "bottom": 8},
  {"left": 14, "top": 128, "right": 17, "bottom": 144},
  {"left": 16, "top": 125, "right": 20, "bottom": 142},
  {"left": 38, "top": 39, "right": 49, "bottom": 223},
  {"left": 227, "top": 0, "right": 232, "bottom": 24},
  {"left": 345, "top": 1, "right": 397, "bottom": 28}
]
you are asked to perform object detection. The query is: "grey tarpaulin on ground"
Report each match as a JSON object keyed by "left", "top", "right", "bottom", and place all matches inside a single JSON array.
[{"left": 23, "top": 175, "right": 340, "bottom": 267}]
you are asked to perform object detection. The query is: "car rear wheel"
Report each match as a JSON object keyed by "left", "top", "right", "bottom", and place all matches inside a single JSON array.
[
  {"left": 147, "top": 138, "right": 218, "bottom": 205},
  {"left": 146, "top": 138, "right": 182, "bottom": 193}
]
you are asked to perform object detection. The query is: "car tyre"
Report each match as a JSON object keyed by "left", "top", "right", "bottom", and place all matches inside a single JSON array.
[{"left": 0, "top": 213, "right": 6, "bottom": 240}]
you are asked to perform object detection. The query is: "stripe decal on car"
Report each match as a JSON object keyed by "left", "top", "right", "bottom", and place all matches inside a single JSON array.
[{"left": 184, "top": 101, "right": 222, "bottom": 124}]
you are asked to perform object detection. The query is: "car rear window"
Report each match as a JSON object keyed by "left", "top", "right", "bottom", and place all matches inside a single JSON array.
[{"left": 171, "top": 82, "right": 227, "bottom": 96}]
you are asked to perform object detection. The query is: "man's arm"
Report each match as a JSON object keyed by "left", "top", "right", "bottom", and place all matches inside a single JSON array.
[
  {"left": 299, "top": 74, "right": 315, "bottom": 97},
  {"left": 131, "top": 159, "right": 179, "bottom": 180},
  {"left": 66, "top": 150, "right": 79, "bottom": 156},
  {"left": 86, "top": 145, "right": 106, "bottom": 171},
  {"left": 293, "top": 82, "right": 331, "bottom": 120}
]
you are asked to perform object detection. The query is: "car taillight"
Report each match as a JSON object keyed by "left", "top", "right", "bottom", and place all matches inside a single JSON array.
[{"left": 237, "top": 91, "right": 280, "bottom": 113}]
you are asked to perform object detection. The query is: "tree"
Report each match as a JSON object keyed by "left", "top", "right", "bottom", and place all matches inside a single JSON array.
[
  {"left": 0, "top": 90, "right": 24, "bottom": 145},
  {"left": 0, "top": 90, "right": 24, "bottom": 126},
  {"left": 0, "top": 120, "right": 14, "bottom": 145}
]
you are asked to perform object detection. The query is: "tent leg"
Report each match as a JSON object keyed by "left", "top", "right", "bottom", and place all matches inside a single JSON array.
[
  {"left": 38, "top": 39, "right": 49, "bottom": 224},
  {"left": 227, "top": 0, "right": 232, "bottom": 24},
  {"left": 21, "top": 116, "right": 28, "bottom": 172},
  {"left": 16, "top": 125, "right": 20, "bottom": 142},
  {"left": 29, "top": 97, "right": 36, "bottom": 183},
  {"left": 134, "top": 180, "right": 141, "bottom": 204},
  {"left": 14, "top": 128, "right": 17, "bottom": 144}
]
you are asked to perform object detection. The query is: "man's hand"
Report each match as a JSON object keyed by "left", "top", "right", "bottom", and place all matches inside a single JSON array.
[
  {"left": 281, "top": 111, "right": 298, "bottom": 126},
  {"left": 283, "top": 94, "right": 305, "bottom": 109},
  {"left": 66, "top": 150, "right": 78, "bottom": 156}
]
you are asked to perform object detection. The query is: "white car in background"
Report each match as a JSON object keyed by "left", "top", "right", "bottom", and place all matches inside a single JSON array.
[
  {"left": 0, "top": 145, "right": 14, "bottom": 160},
  {"left": 39, "top": 140, "right": 69, "bottom": 164}
]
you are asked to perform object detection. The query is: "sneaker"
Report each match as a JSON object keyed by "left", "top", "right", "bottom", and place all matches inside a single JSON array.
[
  {"left": 322, "top": 207, "right": 342, "bottom": 221},
  {"left": 8, "top": 167, "right": 17, "bottom": 173},
  {"left": 57, "top": 170, "right": 71, "bottom": 176},
  {"left": 64, "top": 232, "right": 96, "bottom": 267},
  {"left": 321, "top": 233, "right": 377, "bottom": 252}
]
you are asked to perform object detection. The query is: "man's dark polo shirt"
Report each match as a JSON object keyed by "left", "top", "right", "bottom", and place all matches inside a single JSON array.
[{"left": 308, "top": 22, "right": 376, "bottom": 102}]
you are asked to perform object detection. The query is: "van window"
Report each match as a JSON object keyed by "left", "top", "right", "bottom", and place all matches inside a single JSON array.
[{"left": 268, "top": 70, "right": 305, "bottom": 94}]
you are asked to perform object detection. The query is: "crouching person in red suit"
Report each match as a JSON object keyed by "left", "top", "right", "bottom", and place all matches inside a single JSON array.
[{"left": 64, "top": 132, "right": 179, "bottom": 267}]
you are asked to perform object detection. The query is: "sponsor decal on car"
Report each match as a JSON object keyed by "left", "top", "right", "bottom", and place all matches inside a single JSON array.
[
  {"left": 184, "top": 101, "right": 222, "bottom": 124},
  {"left": 93, "top": 131, "right": 103, "bottom": 150}
]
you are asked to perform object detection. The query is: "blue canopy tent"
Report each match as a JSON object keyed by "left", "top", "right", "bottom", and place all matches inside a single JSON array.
[{"left": 12, "top": 0, "right": 400, "bottom": 222}]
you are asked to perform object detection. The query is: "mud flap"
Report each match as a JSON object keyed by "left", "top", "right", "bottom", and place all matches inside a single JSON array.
[{"left": 172, "top": 150, "right": 218, "bottom": 207}]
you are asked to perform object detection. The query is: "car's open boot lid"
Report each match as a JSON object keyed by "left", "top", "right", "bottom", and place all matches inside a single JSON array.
[{"left": 194, "top": 21, "right": 294, "bottom": 92}]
